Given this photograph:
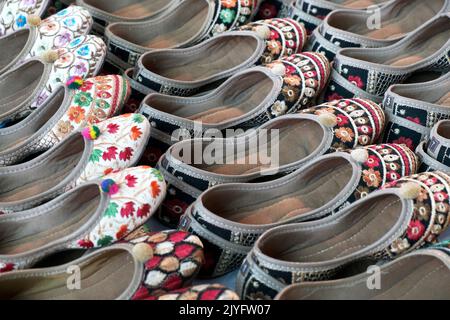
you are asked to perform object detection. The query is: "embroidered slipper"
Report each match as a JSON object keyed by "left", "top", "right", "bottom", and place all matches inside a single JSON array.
[
  {"left": 0, "top": 75, "right": 130, "bottom": 166},
  {"left": 382, "top": 72, "right": 450, "bottom": 151},
  {"left": 155, "top": 98, "right": 384, "bottom": 227},
  {"left": 139, "top": 53, "right": 330, "bottom": 165},
  {"left": 135, "top": 284, "right": 239, "bottom": 300},
  {"left": 0, "top": 35, "right": 107, "bottom": 127},
  {"left": 417, "top": 120, "right": 450, "bottom": 173},
  {"left": 105, "top": 0, "right": 259, "bottom": 72},
  {"left": 305, "top": 0, "right": 450, "bottom": 61},
  {"left": 45, "top": 0, "right": 75, "bottom": 16},
  {"left": 327, "top": 14, "right": 450, "bottom": 101},
  {"left": 237, "top": 171, "right": 450, "bottom": 300},
  {"left": 275, "top": 248, "right": 450, "bottom": 300},
  {"left": 238, "top": 18, "right": 308, "bottom": 65},
  {"left": 179, "top": 144, "right": 418, "bottom": 277},
  {"left": 0, "top": 166, "right": 166, "bottom": 273},
  {"left": 416, "top": 141, "right": 450, "bottom": 173},
  {"left": 0, "top": 113, "right": 150, "bottom": 214},
  {"left": 0, "top": 5, "right": 92, "bottom": 75},
  {"left": 0, "top": 237, "right": 199, "bottom": 299},
  {"left": 287, "top": 3, "right": 323, "bottom": 35},
  {"left": 0, "top": 0, "right": 50, "bottom": 36}
]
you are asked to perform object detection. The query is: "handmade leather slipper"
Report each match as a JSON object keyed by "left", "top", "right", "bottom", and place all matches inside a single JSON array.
[
  {"left": 275, "top": 248, "right": 450, "bottom": 300},
  {"left": 156, "top": 98, "right": 384, "bottom": 227},
  {"left": 237, "top": 171, "right": 450, "bottom": 299},
  {"left": 179, "top": 144, "right": 418, "bottom": 277},
  {"left": 382, "top": 72, "right": 450, "bottom": 151},
  {"left": 0, "top": 0, "right": 50, "bottom": 36},
  {"left": 0, "top": 166, "right": 166, "bottom": 272},
  {"left": 0, "top": 113, "right": 150, "bottom": 214},
  {"left": 105, "top": 0, "right": 260, "bottom": 72},
  {"left": 0, "top": 75, "right": 130, "bottom": 166},
  {"left": 0, "top": 5, "right": 92, "bottom": 75},
  {"left": 139, "top": 53, "right": 330, "bottom": 165},
  {"left": 0, "top": 35, "right": 107, "bottom": 127},
  {"left": 305, "top": 0, "right": 450, "bottom": 61}
]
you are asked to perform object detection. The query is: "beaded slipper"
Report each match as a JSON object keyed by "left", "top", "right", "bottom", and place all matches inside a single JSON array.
[
  {"left": 0, "top": 5, "right": 92, "bottom": 75},
  {"left": 0, "top": 35, "right": 107, "bottom": 127},
  {"left": 0, "top": 75, "right": 130, "bottom": 166},
  {"left": 382, "top": 72, "right": 450, "bottom": 151},
  {"left": 139, "top": 53, "right": 330, "bottom": 165},
  {"left": 323, "top": 14, "right": 450, "bottom": 102},
  {"left": 156, "top": 98, "right": 384, "bottom": 227},
  {"left": 0, "top": 113, "right": 150, "bottom": 214},
  {"left": 179, "top": 144, "right": 418, "bottom": 277},
  {"left": 237, "top": 171, "right": 450, "bottom": 300},
  {"left": 305, "top": 0, "right": 450, "bottom": 61},
  {"left": 0, "top": 166, "right": 166, "bottom": 273},
  {"left": 0, "top": 0, "right": 50, "bottom": 36},
  {"left": 105, "top": 0, "right": 260, "bottom": 72},
  {"left": 275, "top": 248, "right": 450, "bottom": 300}
]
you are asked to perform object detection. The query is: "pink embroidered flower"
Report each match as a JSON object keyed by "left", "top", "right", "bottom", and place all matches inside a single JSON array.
[
  {"left": 434, "top": 192, "right": 448, "bottom": 202},
  {"left": 392, "top": 137, "right": 414, "bottom": 150},
  {"left": 121, "top": 202, "right": 135, "bottom": 218},
  {"left": 0, "top": 263, "right": 15, "bottom": 273},
  {"left": 327, "top": 93, "right": 343, "bottom": 102},
  {"left": 107, "top": 123, "right": 119, "bottom": 134},
  {"left": 78, "top": 239, "right": 94, "bottom": 248},
  {"left": 336, "top": 114, "right": 349, "bottom": 126},
  {"left": 119, "top": 147, "right": 134, "bottom": 161},
  {"left": 365, "top": 155, "right": 380, "bottom": 168},
  {"left": 407, "top": 220, "right": 425, "bottom": 241},
  {"left": 348, "top": 75, "right": 364, "bottom": 89},
  {"left": 387, "top": 171, "right": 401, "bottom": 181},
  {"left": 125, "top": 174, "right": 137, "bottom": 188}
]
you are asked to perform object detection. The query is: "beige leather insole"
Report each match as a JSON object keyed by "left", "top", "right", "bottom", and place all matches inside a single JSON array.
[
  {"left": 151, "top": 37, "right": 258, "bottom": 81},
  {"left": 143, "top": 7, "right": 208, "bottom": 48},
  {"left": 0, "top": 250, "right": 135, "bottom": 300},
  {"left": 0, "top": 187, "right": 100, "bottom": 254},
  {"left": 112, "top": 0, "right": 171, "bottom": 18},
  {"left": 0, "top": 136, "right": 84, "bottom": 202},
  {"left": 187, "top": 78, "right": 274, "bottom": 124},
  {"left": 279, "top": 196, "right": 401, "bottom": 262},
  {"left": 437, "top": 92, "right": 450, "bottom": 106},
  {"left": 385, "top": 29, "right": 450, "bottom": 66},
  {"left": 0, "top": 29, "right": 28, "bottom": 71}
]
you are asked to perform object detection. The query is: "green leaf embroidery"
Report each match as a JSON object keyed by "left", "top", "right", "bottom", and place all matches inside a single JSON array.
[
  {"left": 97, "top": 236, "right": 114, "bottom": 247},
  {"left": 89, "top": 149, "right": 102, "bottom": 163},
  {"left": 151, "top": 169, "right": 164, "bottom": 182},
  {"left": 133, "top": 114, "right": 144, "bottom": 124},
  {"left": 104, "top": 202, "right": 119, "bottom": 218}
]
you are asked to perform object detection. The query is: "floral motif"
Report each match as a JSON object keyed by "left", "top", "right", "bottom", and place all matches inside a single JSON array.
[{"left": 348, "top": 75, "right": 364, "bottom": 89}]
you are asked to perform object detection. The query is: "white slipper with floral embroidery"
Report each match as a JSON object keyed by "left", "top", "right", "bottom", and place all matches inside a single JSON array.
[
  {"left": 0, "top": 75, "right": 131, "bottom": 166},
  {"left": 0, "top": 166, "right": 166, "bottom": 273},
  {"left": 0, "top": 34, "right": 106, "bottom": 128},
  {"left": 0, "top": 0, "right": 51, "bottom": 36},
  {"left": 0, "top": 113, "right": 150, "bottom": 214},
  {"left": 0, "top": 5, "right": 93, "bottom": 74}
]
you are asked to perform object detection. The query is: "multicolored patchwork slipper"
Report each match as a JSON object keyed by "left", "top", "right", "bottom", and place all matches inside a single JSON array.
[
  {"left": 139, "top": 53, "right": 330, "bottom": 166},
  {"left": 179, "top": 144, "right": 418, "bottom": 277},
  {"left": 156, "top": 98, "right": 384, "bottom": 227},
  {"left": 327, "top": 14, "right": 450, "bottom": 101},
  {"left": 0, "top": 0, "right": 51, "bottom": 36},
  {"left": 0, "top": 113, "right": 150, "bottom": 214},
  {"left": 238, "top": 18, "right": 308, "bottom": 65},
  {"left": 304, "top": 0, "right": 450, "bottom": 61},
  {"left": 0, "top": 5, "right": 92, "bottom": 75},
  {"left": 0, "top": 166, "right": 166, "bottom": 273},
  {"left": 0, "top": 75, "right": 130, "bottom": 166},
  {"left": 105, "top": 0, "right": 259, "bottom": 72},
  {"left": 275, "top": 248, "right": 450, "bottom": 300},
  {"left": 0, "top": 35, "right": 107, "bottom": 127},
  {"left": 237, "top": 171, "right": 450, "bottom": 300},
  {"left": 382, "top": 72, "right": 450, "bottom": 151},
  {"left": 135, "top": 284, "right": 240, "bottom": 300}
]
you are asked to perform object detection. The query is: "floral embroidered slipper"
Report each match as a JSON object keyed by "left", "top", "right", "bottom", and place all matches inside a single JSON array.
[
  {"left": 0, "top": 166, "right": 166, "bottom": 273},
  {"left": 0, "top": 113, "right": 150, "bottom": 214},
  {"left": 322, "top": 14, "right": 450, "bottom": 102},
  {"left": 135, "top": 284, "right": 239, "bottom": 300},
  {"left": 0, "top": 75, "right": 130, "bottom": 166},
  {"left": 275, "top": 248, "right": 450, "bottom": 300},
  {"left": 382, "top": 72, "right": 450, "bottom": 152},
  {"left": 237, "top": 171, "right": 450, "bottom": 300},
  {"left": 305, "top": 0, "right": 450, "bottom": 61},
  {"left": 0, "top": 5, "right": 92, "bottom": 75},
  {"left": 0, "top": 0, "right": 51, "bottom": 36},
  {"left": 156, "top": 98, "right": 384, "bottom": 227},
  {"left": 105, "top": 0, "right": 259, "bottom": 72},
  {"left": 417, "top": 120, "right": 450, "bottom": 173},
  {"left": 139, "top": 53, "right": 330, "bottom": 166},
  {"left": 287, "top": 0, "right": 389, "bottom": 34},
  {"left": 0, "top": 35, "right": 107, "bottom": 127},
  {"left": 179, "top": 144, "right": 418, "bottom": 277}
]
